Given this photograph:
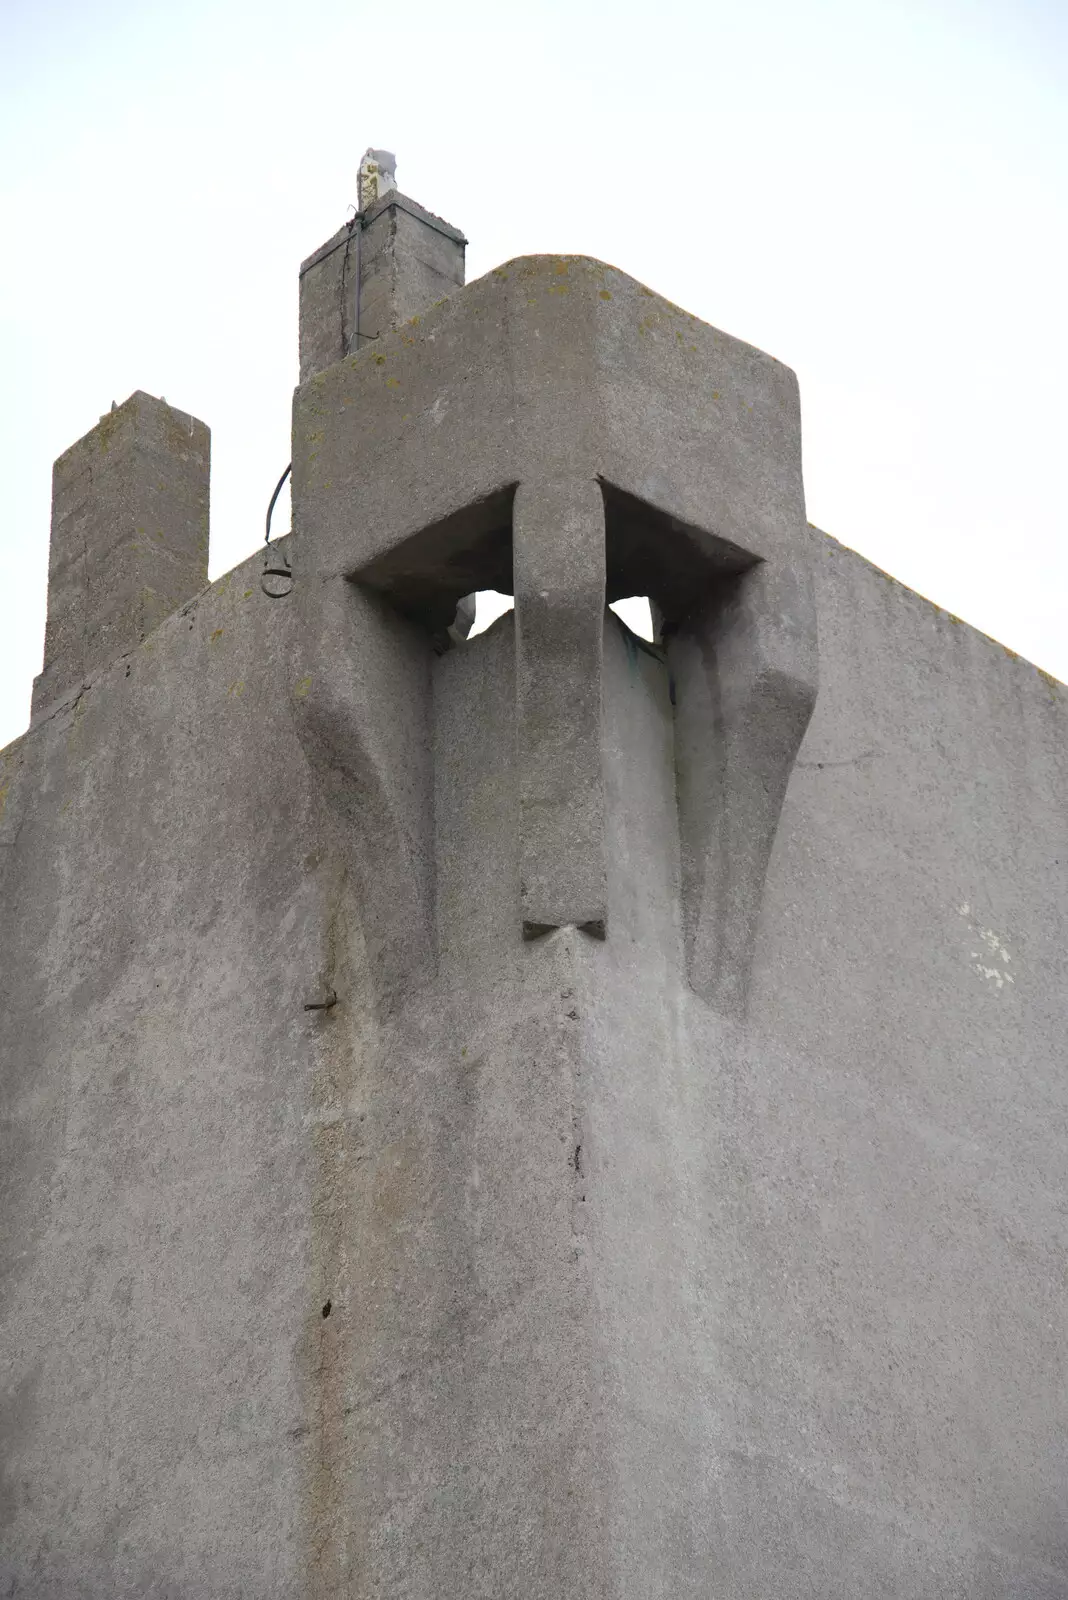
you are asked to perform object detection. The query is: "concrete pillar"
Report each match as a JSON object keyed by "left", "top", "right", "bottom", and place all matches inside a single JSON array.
[
  {"left": 513, "top": 478, "right": 608, "bottom": 938},
  {"left": 31, "top": 391, "right": 209, "bottom": 722},
  {"left": 298, "top": 191, "right": 466, "bottom": 384}
]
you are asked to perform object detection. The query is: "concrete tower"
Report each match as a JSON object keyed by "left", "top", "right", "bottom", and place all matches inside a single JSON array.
[{"left": 2, "top": 157, "right": 1067, "bottom": 1598}]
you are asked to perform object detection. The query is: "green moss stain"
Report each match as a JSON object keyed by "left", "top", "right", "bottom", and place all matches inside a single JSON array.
[{"left": 294, "top": 676, "right": 313, "bottom": 699}]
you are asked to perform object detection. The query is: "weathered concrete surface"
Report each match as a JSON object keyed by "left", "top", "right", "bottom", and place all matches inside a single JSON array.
[
  {"left": 670, "top": 555, "right": 819, "bottom": 1009},
  {"left": 513, "top": 478, "right": 607, "bottom": 937},
  {"left": 298, "top": 192, "right": 465, "bottom": 383},
  {"left": 293, "top": 255, "right": 797, "bottom": 597},
  {"left": 2, "top": 542, "right": 316, "bottom": 1594},
  {"left": 294, "top": 255, "right": 816, "bottom": 951},
  {"left": 3, "top": 513, "right": 1066, "bottom": 1594},
  {"left": 3, "top": 218, "right": 1068, "bottom": 1597},
  {"left": 31, "top": 391, "right": 209, "bottom": 723}
]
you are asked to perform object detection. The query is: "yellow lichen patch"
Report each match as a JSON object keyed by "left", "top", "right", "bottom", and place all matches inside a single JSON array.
[
  {"left": 491, "top": 269, "right": 509, "bottom": 280},
  {"left": 373, "top": 354, "right": 387, "bottom": 366},
  {"left": 95, "top": 409, "right": 120, "bottom": 454},
  {"left": 210, "top": 629, "right": 224, "bottom": 644},
  {"left": 527, "top": 298, "right": 538, "bottom": 306},
  {"left": 408, "top": 313, "right": 421, "bottom": 324},
  {"left": 599, "top": 289, "right": 612, "bottom": 301},
  {"left": 640, "top": 285, "right": 655, "bottom": 298},
  {"left": 385, "top": 377, "right": 401, "bottom": 389},
  {"left": 554, "top": 260, "right": 569, "bottom": 275},
  {"left": 228, "top": 680, "right": 245, "bottom": 697},
  {"left": 0, "top": 781, "right": 8, "bottom": 824},
  {"left": 243, "top": 589, "right": 254, "bottom": 600},
  {"left": 293, "top": 676, "right": 313, "bottom": 699},
  {"left": 548, "top": 285, "right": 569, "bottom": 295}
]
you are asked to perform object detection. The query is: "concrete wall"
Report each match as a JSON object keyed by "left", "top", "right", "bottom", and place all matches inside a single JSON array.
[{"left": 2, "top": 287, "right": 1067, "bottom": 1594}]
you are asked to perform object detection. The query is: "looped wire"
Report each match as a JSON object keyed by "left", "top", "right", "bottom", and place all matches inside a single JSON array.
[{"left": 262, "top": 462, "right": 294, "bottom": 598}]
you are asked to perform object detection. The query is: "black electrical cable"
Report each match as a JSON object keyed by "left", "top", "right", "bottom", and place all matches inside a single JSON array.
[{"left": 262, "top": 462, "right": 293, "bottom": 597}]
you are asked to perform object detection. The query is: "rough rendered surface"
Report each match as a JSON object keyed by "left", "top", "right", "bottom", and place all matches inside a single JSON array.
[
  {"left": 298, "top": 192, "right": 465, "bottom": 383},
  {"left": 293, "top": 255, "right": 803, "bottom": 591},
  {"left": 2, "top": 247, "right": 1067, "bottom": 1597},
  {"left": 32, "top": 391, "right": 209, "bottom": 721}
]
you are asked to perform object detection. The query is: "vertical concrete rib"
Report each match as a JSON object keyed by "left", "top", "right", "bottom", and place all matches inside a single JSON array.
[
  {"left": 670, "top": 556, "right": 818, "bottom": 1011},
  {"left": 513, "top": 478, "right": 608, "bottom": 938}
]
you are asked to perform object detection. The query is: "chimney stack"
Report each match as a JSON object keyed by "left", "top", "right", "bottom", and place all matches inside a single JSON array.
[
  {"left": 298, "top": 149, "right": 466, "bottom": 384},
  {"left": 32, "top": 391, "right": 209, "bottom": 721}
]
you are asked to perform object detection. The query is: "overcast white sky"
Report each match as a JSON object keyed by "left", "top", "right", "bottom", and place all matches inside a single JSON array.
[{"left": 1, "top": 0, "right": 1065, "bottom": 748}]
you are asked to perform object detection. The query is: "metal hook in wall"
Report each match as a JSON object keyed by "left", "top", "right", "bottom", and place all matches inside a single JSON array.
[{"left": 262, "top": 462, "right": 294, "bottom": 598}]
